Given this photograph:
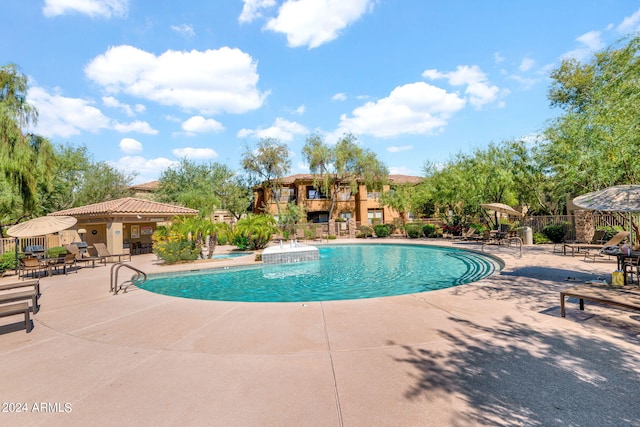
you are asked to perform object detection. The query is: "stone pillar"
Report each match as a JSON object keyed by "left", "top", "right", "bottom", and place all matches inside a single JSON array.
[
  {"left": 574, "top": 210, "right": 594, "bottom": 243},
  {"left": 348, "top": 218, "right": 356, "bottom": 239}
]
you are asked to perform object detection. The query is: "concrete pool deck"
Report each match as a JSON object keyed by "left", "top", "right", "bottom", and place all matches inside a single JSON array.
[{"left": 0, "top": 239, "right": 639, "bottom": 426}]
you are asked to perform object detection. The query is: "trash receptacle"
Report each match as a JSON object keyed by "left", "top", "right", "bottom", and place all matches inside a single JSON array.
[{"left": 519, "top": 226, "right": 533, "bottom": 245}]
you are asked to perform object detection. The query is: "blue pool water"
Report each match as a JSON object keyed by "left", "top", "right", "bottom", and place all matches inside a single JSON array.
[
  {"left": 139, "top": 244, "right": 500, "bottom": 303},
  {"left": 212, "top": 252, "right": 253, "bottom": 259}
]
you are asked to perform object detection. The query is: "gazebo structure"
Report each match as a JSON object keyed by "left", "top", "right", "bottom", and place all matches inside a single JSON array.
[{"left": 49, "top": 197, "right": 198, "bottom": 255}]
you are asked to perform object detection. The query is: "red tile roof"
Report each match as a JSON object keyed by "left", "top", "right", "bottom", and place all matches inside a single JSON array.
[
  {"left": 130, "top": 180, "right": 160, "bottom": 192},
  {"left": 49, "top": 197, "right": 198, "bottom": 217}
]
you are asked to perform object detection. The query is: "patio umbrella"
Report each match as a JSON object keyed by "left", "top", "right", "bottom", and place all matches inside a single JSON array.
[
  {"left": 480, "top": 203, "right": 523, "bottom": 217},
  {"left": 6, "top": 215, "right": 77, "bottom": 275},
  {"left": 6, "top": 215, "right": 77, "bottom": 238},
  {"left": 572, "top": 184, "right": 640, "bottom": 245}
]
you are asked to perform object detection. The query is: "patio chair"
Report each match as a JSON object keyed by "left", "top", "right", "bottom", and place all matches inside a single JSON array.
[
  {"left": 64, "top": 244, "right": 104, "bottom": 268},
  {"left": 58, "top": 253, "right": 78, "bottom": 275},
  {"left": 92, "top": 242, "right": 132, "bottom": 263},
  {"left": 19, "top": 257, "right": 44, "bottom": 279},
  {"left": 564, "top": 231, "right": 630, "bottom": 257}
]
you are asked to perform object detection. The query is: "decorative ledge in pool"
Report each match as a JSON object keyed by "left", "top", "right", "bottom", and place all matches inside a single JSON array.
[{"left": 262, "top": 241, "right": 319, "bottom": 264}]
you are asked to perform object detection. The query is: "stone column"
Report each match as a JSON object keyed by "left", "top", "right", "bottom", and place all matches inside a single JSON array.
[
  {"left": 574, "top": 210, "right": 594, "bottom": 243},
  {"left": 348, "top": 218, "right": 356, "bottom": 239}
]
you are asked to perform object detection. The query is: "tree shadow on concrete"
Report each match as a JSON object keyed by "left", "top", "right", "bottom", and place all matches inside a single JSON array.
[{"left": 391, "top": 316, "right": 640, "bottom": 426}]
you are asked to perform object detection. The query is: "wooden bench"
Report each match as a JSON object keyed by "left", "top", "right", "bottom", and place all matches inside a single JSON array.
[
  {"left": 560, "top": 285, "right": 640, "bottom": 317},
  {"left": 0, "top": 279, "right": 40, "bottom": 296},
  {"left": 0, "top": 290, "right": 39, "bottom": 313},
  {"left": 0, "top": 302, "right": 32, "bottom": 333}
]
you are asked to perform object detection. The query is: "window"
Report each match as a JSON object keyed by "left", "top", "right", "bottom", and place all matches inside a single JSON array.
[
  {"left": 339, "top": 211, "right": 353, "bottom": 220},
  {"left": 272, "top": 187, "right": 295, "bottom": 202},
  {"left": 367, "top": 191, "right": 381, "bottom": 200},
  {"left": 306, "top": 186, "right": 328, "bottom": 199},
  {"left": 367, "top": 209, "right": 383, "bottom": 224}
]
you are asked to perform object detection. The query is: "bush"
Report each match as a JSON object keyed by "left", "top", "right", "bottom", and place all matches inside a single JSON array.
[
  {"left": 406, "top": 223, "right": 423, "bottom": 238},
  {"left": 598, "top": 226, "right": 624, "bottom": 241},
  {"left": 47, "top": 246, "right": 67, "bottom": 257},
  {"left": 533, "top": 232, "right": 551, "bottom": 244},
  {"left": 153, "top": 239, "right": 199, "bottom": 264},
  {"left": 373, "top": 224, "right": 391, "bottom": 238},
  {"left": 358, "top": 225, "right": 374, "bottom": 238},
  {"left": 542, "top": 224, "right": 566, "bottom": 243},
  {"left": 0, "top": 251, "right": 17, "bottom": 273},
  {"left": 327, "top": 235, "right": 337, "bottom": 240},
  {"left": 422, "top": 224, "right": 437, "bottom": 238},
  {"left": 231, "top": 234, "right": 250, "bottom": 251}
]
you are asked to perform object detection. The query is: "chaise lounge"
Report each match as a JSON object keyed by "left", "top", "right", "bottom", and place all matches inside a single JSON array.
[{"left": 562, "top": 231, "right": 629, "bottom": 257}]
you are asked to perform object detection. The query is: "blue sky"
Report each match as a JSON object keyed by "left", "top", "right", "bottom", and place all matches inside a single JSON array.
[{"left": 3, "top": 1, "right": 640, "bottom": 184}]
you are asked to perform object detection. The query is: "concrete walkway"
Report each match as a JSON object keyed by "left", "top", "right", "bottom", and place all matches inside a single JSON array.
[{"left": 0, "top": 240, "right": 639, "bottom": 426}]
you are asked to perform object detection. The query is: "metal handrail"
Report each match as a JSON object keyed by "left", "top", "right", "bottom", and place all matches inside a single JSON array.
[
  {"left": 110, "top": 262, "right": 147, "bottom": 295},
  {"left": 482, "top": 236, "right": 523, "bottom": 258}
]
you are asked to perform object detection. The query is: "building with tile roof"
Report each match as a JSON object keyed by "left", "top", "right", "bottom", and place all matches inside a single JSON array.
[
  {"left": 253, "top": 174, "right": 423, "bottom": 224},
  {"left": 49, "top": 197, "right": 198, "bottom": 255}
]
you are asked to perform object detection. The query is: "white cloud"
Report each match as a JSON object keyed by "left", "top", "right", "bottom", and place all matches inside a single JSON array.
[
  {"left": 85, "top": 45, "right": 268, "bottom": 115},
  {"left": 338, "top": 82, "right": 466, "bottom": 138},
  {"left": 293, "top": 105, "right": 306, "bottom": 115},
  {"left": 387, "top": 145, "right": 413, "bottom": 153},
  {"left": 494, "top": 52, "right": 505, "bottom": 63},
  {"left": 423, "top": 65, "right": 500, "bottom": 109},
  {"left": 172, "top": 147, "right": 218, "bottom": 159},
  {"left": 119, "top": 137, "right": 143, "bottom": 153},
  {"left": 332, "top": 92, "right": 347, "bottom": 101},
  {"left": 237, "top": 117, "right": 308, "bottom": 141},
  {"left": 43, "top": 0, "right": 128, "bottom": 18},
  {"left": 111, "top": 156, "right": 177, "bottom": 184},
  {"left": 102, "top": 95, "right": 134, "bottom": 116},
  {"left": 562, "top": 30, "right": 605, "bottom": 61},
  {"left": 389, "top": 166, "right": 417, "bottom": 176},
  {"left": 171, "top": 24, "right": 196, "bottom": 38},
  {"left": 265, "top": 0, "right": 375, "bottom": 49},
  {"left": 182, "top": 116, "right": 225, "bottom": 134},
  {"left": 519, "top": 57, "right": 535, "bottom": 72},
  {"left": 617, "top": 8, "right": 640, "bottom": 34},
  {"left": 134, "top": 104, "right": 146, "bottom": 113},
  {"left": 114, "top": 120, "right": 158, "bottom": 134},
  {"left": 28, "top": 86, "right": 111, "bottom": 137},
  {"left": 239, "top": 0, "right": 276, "bottom": 23}
]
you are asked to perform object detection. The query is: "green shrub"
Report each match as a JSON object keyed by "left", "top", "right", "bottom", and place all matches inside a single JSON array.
[
  {"left": 328, "top": 234, "right": 337, "bottom": 240},
  {"left": 0, "top": 251, "right": 17, "bottom": 273},
  {"left": 153, "top": 239, "right": 199, "bottom": 264},
  {"left": 47, "top": 246, "right": 67, "bottom": 257},
  {"left": 542, "top": 224, "right": 565, "bottom": 243},
  {"left": 231, "top": 235, "right": 250, "bottom": 251},
  {"left": 533, "top": 232, "right": 551, "bottom": 244},
  {"left": 373, "top": 224, "right": 391, "bottom": 238},
  {"left": 406, "top": 223, "right": 423, "bottom": 238},
  {"left": 358, "top": 225, "right": 374, "bottom": 238},
  {"left": 422, "top": 224, "right": 437, "bottom": 238}
]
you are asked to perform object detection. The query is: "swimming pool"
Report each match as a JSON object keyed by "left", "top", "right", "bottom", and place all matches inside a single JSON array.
[{"left": 139, "top": 244, "right": 501, "bottom": 303}]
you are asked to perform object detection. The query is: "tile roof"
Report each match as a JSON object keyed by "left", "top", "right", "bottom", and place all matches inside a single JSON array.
[
  {"left": 130, "top": 180, "right": 160, "bottom": 191},
  {"left": 49, "top": 197, "right": 198, "bottom": 217},
  {"left": 271, "top": 174, "right": 423, "bottom": 186}
]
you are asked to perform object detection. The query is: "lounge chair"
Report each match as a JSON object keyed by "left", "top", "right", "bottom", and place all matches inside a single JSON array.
[
  {"left": 92, "top": 242, "right": 132, "bottom": 263},
  {"left": 453, "top": 227, "right": 477, "bottom": 240},
  {"left": 563, "top": 231, "right": 630, "bottom": 257},
  {"left": 64, "top": 244, "right": 104, "bottom": 268}
]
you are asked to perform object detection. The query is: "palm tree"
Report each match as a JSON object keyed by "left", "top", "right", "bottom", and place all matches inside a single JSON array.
[{"left": 233, "top": 214, "right": 278, "bottom": 250}]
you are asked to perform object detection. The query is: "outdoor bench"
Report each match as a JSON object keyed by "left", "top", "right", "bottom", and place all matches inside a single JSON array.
[
  {"left": 0, "top": 290, "right": 39, "bottom": 313},
  {"left": 560, "top": 285, "right": 640, "bottom": 317},
  {"left": 0, "top": 279, "right": 40, "bottom": 296},
  {"left": 0, "top": 302, "right": 32, "bottom": 332}
]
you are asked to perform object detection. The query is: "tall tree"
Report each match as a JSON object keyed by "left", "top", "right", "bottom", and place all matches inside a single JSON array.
[
  {"left": 157, "top": 158, "right": 235, "bottom": 217},
  {"left": 241, "top": 138, "right": 291, "bottom": 215},
  {"left": 0, "top": 64, "right": 54, "bottom": 226},
  {"left": 543, "top": 34, "right": 640, "bottom": 201},
  {"left": 302, "top": 133, "right": 388, "bottom": 219}
]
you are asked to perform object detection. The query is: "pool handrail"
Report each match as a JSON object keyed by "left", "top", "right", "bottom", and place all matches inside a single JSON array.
[{"left": 110, "top": 262, "right": 147, "bottom": 295}]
